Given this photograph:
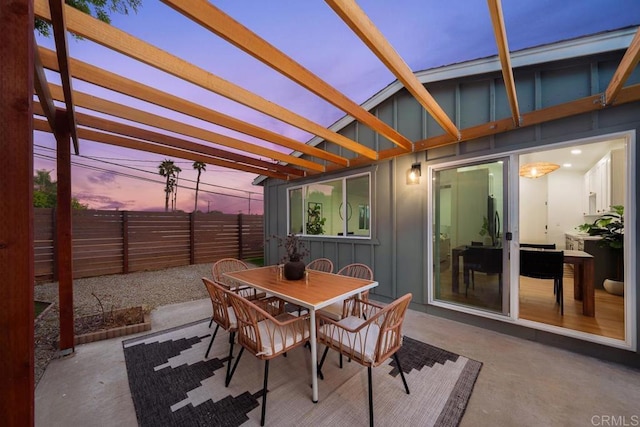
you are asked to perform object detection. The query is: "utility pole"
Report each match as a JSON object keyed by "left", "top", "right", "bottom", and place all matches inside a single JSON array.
[{"left": 207, "top": 200, "right": 210, "bottom": 213}]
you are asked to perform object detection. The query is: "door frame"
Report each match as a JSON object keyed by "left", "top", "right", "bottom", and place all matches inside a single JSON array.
[{"left": 426, "top": 130, "right": 636, "bottom": 351}]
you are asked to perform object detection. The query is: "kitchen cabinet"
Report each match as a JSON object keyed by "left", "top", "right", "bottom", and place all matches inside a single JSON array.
[{"left": 583, "top": 149, "right": 624, "bottom": 215}]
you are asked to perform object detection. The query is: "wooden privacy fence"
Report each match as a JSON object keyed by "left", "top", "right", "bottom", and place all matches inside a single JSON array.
[{"left": 34, "top": 209, "right": 264, "bottom": 283}]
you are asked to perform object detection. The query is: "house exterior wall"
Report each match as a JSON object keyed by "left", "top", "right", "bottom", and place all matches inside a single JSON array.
[{"left": 262, "top": 49, "right": 640, "bottom": 367}]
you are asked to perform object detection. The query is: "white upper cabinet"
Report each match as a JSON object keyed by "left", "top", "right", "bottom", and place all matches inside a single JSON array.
[{"left": 583, "top": 149, "right": 624, "bottom": 215}]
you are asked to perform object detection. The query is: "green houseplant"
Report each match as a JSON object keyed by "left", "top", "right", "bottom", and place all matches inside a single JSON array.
[
  {"left": 577, "top": 205, "right": 624, "bottom": 293},
  {"left": 306, "top": 203, "right": 326, "bottom": 235}
]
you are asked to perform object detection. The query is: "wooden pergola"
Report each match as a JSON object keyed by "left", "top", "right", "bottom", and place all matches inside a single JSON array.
[{"left": 2, "top": 0, "right": 640, "bottom": 424}]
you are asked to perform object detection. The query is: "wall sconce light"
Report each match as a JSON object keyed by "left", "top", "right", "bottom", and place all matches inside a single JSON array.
[{"left": 409, "top": 162, "right": 421, "bottom": 183}]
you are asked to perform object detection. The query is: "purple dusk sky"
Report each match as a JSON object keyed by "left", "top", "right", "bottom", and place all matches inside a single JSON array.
[{"left": 34, "top": 0, "right": 640, "bottom": 214}]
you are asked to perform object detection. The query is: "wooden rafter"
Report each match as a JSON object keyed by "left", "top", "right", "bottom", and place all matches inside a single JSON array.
[
  {"left": 46, "top": 83, "right": 324, "bottom": 173},
  {"left": 325, "top": 0, "right": 460, "bottom": 140},
  {"left": 415, "top": 82, "right": 640, "bottom": 151},
  {"left": 163, "top": 0, "right": 412, "bottom": 152},
  {"left": 487, "top": 0, "right": 520, "bottom": 126},
  {"left": 34, "top": 0, "right": 378, "bottom": 160},
  {"left": 604, "top": 27, "right": 640, "bottom": 106},
  {"left": 37, "top": 47, "right": 348, "bottom": 167},
  {"left": 33, "top": 41, "right": 57, "bottom": 132},
  {"left": 48, "top": 0, "right": 79, "bottom": 154},
  {"left": 33, "top": 118, "right": 291, "bottom": 181},
  {"left": 32, "top": 103, "right": 305, "bottom": 178}
]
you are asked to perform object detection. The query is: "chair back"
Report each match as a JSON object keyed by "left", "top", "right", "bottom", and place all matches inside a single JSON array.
[
  {"left": 202, "top": 277, "right": 235, "bottom": 331},
  {"left": 371, "top": 293, "right": 412, "bottom": 365},
  {"left": 520, "top": 249, "right": 564, "bottom": 280},
  {"left": 212, "top": 258, "right": 249, "bottom": 289},
  {"left": 328, "top": 293, "right": 412, "bottom": 367},
  {"left": 464, "top": 246, "right": 502, "bottom": 274},
  {"left": 227, "top": 291, "right": 310, "bottom": 360},
  {"left": 306, "top": 258, "right": 334, "bottom": 273},
  {"left": 521, "top": 243, "right": 556, "bottom": 249},
  {"left": 337, "top": 263, "right": 373, "bottom": 280}
]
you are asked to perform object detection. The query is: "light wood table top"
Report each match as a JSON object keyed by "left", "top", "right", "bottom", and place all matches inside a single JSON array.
[{"left": 225, "top": 266, "right": 378, "bottom": 310}]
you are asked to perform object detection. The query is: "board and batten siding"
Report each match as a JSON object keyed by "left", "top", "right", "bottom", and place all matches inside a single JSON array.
[{"left": 262, "top": 47, "right": 640, "bottom": 367}]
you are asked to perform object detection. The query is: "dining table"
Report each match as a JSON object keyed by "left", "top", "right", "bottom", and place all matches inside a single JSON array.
[
  {"left": 224, "top": 266, "right": 378, "bottom": 403},
  {"left": 451, "top": 246, "right": 595, "bottom": 316}
]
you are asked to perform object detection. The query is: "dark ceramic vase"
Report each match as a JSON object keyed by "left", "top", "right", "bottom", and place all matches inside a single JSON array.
[{"left": 284, "top": 257, "right": 306, "bottom": 280}]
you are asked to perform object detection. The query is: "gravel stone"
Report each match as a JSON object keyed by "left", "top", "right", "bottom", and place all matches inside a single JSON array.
[{"left": 34, "top": 263, "right": 215, "bottom": 385}]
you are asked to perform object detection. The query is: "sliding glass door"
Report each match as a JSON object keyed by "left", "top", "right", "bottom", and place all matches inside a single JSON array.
[{"left": 432, "top": 158, "right": 510, "bottom": 315}]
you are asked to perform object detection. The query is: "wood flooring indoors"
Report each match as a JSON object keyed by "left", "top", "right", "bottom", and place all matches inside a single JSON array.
[{"left": 436, "top": 263, "right": 625, "bottom": 340}]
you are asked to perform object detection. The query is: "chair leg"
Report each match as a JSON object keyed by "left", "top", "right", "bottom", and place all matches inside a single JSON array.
[
  {"left": 339, "top": 353, "right": 343, "bottom": 368},
  {"left": 260, "top": 359, "right": 269, "bottom": 427},
  {"left": 318, "top": 346, "right": 330, "bottom": 371},
  {"left": 367, "top": 366, "right": 374, "bottom": 427},
  {"left": 226, "top": 346, "right": 244, "bottom": 387},
  {"left": 225, "top": 331, "right": 235, "bottom": 385},
  {"left": 208, "top": 317, "right": 213, "bottom": 328},
  {"left": 393, "top": 353, "right": 410, "bottom": 394},
  {"left": 205, "top": 324, "right": 220, "bottom": 359}
]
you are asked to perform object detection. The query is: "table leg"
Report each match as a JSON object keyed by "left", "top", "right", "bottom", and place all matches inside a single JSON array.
[
  {"left": 310, "top": 309, "right": 318, "bottom": 403},
  {"left": 583, "top": 258, "right": 595, "bottom": 317},
  {"left": 452, "top": 249, "right": 460, "bottom": 293}
]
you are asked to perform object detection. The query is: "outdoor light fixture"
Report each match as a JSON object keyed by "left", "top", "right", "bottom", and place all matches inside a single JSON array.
[
  {"left": 519, "top": 162, "right": 560, "bottom": 178},
  {"left": 409, "top": 163, "right": 421, "bottom": 182}
]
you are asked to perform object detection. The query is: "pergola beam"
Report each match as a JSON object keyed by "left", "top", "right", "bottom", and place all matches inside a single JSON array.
[
  {"left": 33, "top": 42, "right": 57, "bottom": 132},
  {"left": 33, "top": 104, "right": 305, "bottom": 178},
  {"left": 162, "top": 0, "right": 412, "bottom": 152},
  {"left": 37, "top": 46, "right": 348, "bottom": 167},
  {"left": 604, "top": 26, "right": 640, "bottom": 105},
  {"left": 487, "top": 0, "right": 521, "bottom": 126},
  {"left": 415, "top": 82, "right": 640, "bottom": 151},
  {"left": 325, "top": 0, "right": 460, "bottom": 140},
  {"left": 46, "top": 83, "right": 324, "bottom": 173},
  {"left": 48, "top": 0, "right": 79, "bottom": 154},
  {"left": 33, "top": 118, "right": 291, "bottom": 181},
  {"left": 34, "top": 0, "right": 378, "bottom": 160}
]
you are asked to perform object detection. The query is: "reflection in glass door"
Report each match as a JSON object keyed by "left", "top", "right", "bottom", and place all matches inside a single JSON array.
[{"left": 432, "top": 159, "right": 509, "bottom": 315}]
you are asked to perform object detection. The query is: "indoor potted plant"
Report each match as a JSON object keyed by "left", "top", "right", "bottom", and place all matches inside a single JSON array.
[
  {"left": 271, "top": 233, "right": 309, "bottom": 280},
  {"left": 577, "top": 205, "right": 624, "bottom": 295}
]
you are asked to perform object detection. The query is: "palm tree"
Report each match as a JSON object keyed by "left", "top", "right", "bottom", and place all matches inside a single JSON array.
[
  {"left": 158, "top": 159, "right": 181, "bottom": 212},
  {"left": 192, "top": 161, "right": 206, "bottom": 212}
]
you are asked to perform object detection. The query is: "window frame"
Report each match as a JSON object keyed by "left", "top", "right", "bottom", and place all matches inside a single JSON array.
[{"left": 287, "top": 172, "right": 372, "bottom": 239}]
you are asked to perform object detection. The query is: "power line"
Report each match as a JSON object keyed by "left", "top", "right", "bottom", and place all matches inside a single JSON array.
[
  {"left": 34, "top": 144, "right": 263, "bottom": 197},
  {"left": 34, "top": 151, "right": 263, "bottom": 202}
]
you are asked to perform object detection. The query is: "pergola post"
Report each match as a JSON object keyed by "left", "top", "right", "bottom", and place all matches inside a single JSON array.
[
  {"left": 0, "top": 0, "right": 35, "bottom": 424},
  {"left": 55, "top": 109, "right": 75, "bottom": 352}
]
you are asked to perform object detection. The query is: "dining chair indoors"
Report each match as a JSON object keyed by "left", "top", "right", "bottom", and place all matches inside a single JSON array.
[
  {"left": 306, "top": 257, "right": 334, "bottom": 273},
  {"left": 317, "top": 293, "right": 413, "bottom": 427},
  {"left": 520, "top": 249, "right": 565, "bottom": 315},
  {"left": 226, "top": 291, "right": 311, "bottom": 426}
]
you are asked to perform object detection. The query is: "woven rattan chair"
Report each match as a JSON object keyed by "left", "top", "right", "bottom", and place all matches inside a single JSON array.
[
  {"left": 306, "top": 258, "right": 334, "bottom": 273},
  {"left": 226, "top": 291, "right": 311, "bottom": 426},
  {"left": 212, "top": 258, "right": 264, "bottom": 303},
  {"left": 317, "top": 293, "right": 413, "bottom": 427},
  {"left": 201, "top": 277, "right": 238, "bottom": 385},
  {"left": 319, "top": 263, "right": 374, "bottom": 321}
]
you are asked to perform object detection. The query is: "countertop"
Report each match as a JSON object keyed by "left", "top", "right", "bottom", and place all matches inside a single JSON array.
[{"left": 565, "top": 231, "right": 602, "bottom": 240}]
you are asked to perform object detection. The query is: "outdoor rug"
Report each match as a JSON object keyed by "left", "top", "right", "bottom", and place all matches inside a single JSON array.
[{"left": 123, "top": 318, "right": 482, "bottom": 426}]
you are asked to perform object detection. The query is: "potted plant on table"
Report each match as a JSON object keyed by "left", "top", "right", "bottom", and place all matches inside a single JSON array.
[
  {"left": 577, "top": 205, "right": 624, "bottom": 295},
  {"left": 271, "top": 233, "right": 309, "bottom": 280}
]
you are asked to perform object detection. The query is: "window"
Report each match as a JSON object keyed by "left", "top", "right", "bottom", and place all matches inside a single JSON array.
[{"left": 288, "top": 173, "right": 370, "bottom": 237}]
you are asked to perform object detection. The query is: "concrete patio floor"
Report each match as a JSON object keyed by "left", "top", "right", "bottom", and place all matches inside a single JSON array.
[{"left": 35, "top": 298, "right": 640, "bottom": 426}]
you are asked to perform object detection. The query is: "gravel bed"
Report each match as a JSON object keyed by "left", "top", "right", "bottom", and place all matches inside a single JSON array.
[{"left": 34, "top": 263, "right": 215, "bottom": 385}]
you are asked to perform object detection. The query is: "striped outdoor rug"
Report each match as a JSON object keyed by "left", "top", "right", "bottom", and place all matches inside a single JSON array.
[{"left": 123, "top": 319, "right": 482, "bottom": 426}]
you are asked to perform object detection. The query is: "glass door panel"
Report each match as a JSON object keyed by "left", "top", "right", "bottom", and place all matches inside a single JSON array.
[{"left": 432, "top": 159, "right": 509, "bottom": 315}]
